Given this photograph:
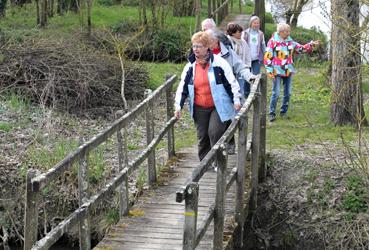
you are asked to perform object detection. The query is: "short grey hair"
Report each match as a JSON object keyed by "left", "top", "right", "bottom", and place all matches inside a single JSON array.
[
  {"left": 205, "top": 28, "right": 223, "bottom": 41},
  {"left": 277, "top": 23, "right": 291, "bottom": 33},
  {"left": 201, "top": 18, "right": 216, "bottom": 31}
]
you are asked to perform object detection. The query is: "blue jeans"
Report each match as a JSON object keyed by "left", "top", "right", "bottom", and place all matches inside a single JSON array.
[
  {"left": 251, "top": 60, "right": 261, "bottom": 74},
  {"left": 269, "top": 75, "right": 292, "bottom": 115}
]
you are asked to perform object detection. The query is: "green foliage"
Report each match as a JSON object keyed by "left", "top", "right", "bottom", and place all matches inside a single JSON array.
[
  {"left": 88, "top": 146, "right": 107, "bottom": 183},
  {"left": 6, "top": 93, "right": 29, "bottom": 111},
  {"left": 121, "top": 0, "right": 140, "bottom": 6},
  {"left": 105, "top": 208, "right": 119, "bottom": 225},
  {"left": 0, "top": 122, "right": 12, "bottom": 132},
  {"left": 340, "top": 176, "right": 368, "bottom": 214},
  {"left": 265, "top": 23, "right": 276, "bottom": 41},
  {"left": 136, "top": 166, "right": 147, "bottom": 192},
  {"left": 142, "top": 61, "right": 184, "bottom": 89},
  {"left": 125, "top": 27, "right": 190, "bottom": 62},
  {"left": 266, "top": 66, "right": 368, "bottom": 150},
  {"left": 265, "top": 12, "right": 274, "bottom": 24},
  {"left": 96, "top": 0, "right": 115, "bottom": 7},
  {"left": 25, "top": 139, "right": 78, "bottom": 170}
]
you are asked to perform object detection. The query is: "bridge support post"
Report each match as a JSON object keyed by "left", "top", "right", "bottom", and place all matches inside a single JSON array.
[
  {"left": 214, "top": 146, "right": 227, "bottom": 250},
  {"left": 117, "top": 127, "right": 129, "bottom": 216},
  {"left": 259, "top": 74, "right": 267, "bottom": 182},
  {"left": 234, "top": 114, "right": 248, "bottom": 249},
  {"left": 146, "top": 101, "right": 156, "bottom": 184},
  {"left": 250, "top": 89, "right": 261, "bottom": 211},
  {"left": 183, "top": 182, "right": 199, "bottom": 250},
  {"left": 165, "top": 75, "right": 175, "bottom": 158},
  {"left": 24, "top": 169, "right": 39, "bottom": 250},
  {"left": 78, "top": 139, "right": 91, "bottom": 250}
]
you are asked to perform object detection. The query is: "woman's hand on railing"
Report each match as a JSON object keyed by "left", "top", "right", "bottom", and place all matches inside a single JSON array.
[
  {"left": 174, "top": 110, "right": 181, "bottom": 119},
  {"left": 234, "top": 103, "right": 241, "bottom": 111}
]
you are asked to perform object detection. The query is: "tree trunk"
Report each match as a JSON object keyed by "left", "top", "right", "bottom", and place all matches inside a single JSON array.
[
  {"left": 57, "top": 0, "right": 67, "bottom": 15},
  {"left": 195, "top": 0, "right": 201, "bottom": 31},
  {"left": 207, "top": 0, "right": 211, "bottom": 17},
  {"left": 331, "top": 0, "right": 367, "bottom": 127},
  {"left": 290, "top": 0, "right": 307, "bottom": 28},
  {"left": 254, "top": 0, "right": 265, "bottom": 33},
  {"left": 151, "top": 0, "right": 157, "bottom": 28},
  {"left": 141, "top": 0, "right": 147, "bottom": 26},
  {"left": 36, "top": 0, "right": 40, "bottom": 24},
  {"left": 87, "top": 0, "right": 92, "bottom": 35},
  {"left": 48, "top": 0, "right": 54, "bottom": 17},
  {"left": 69, "top": 0, "right": 79, "bottom": 12},
  {"left": 0, "top": 0, "right": 7, "bottom": 17},
  {"left": 40, "top": 0, "right": 47, "bottom": 27}
]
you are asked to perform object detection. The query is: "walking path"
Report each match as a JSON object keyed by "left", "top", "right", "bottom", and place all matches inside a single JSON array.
[{"left": 94, "top": 146, "right": 238, "bottom": 250}]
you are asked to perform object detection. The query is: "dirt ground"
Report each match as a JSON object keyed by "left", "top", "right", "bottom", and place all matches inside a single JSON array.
[{"left": 243, "top": 146, "right": 369, "bottom": 250}]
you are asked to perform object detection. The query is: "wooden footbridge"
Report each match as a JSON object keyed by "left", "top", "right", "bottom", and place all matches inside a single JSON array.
[{"left": 23, "top": 71, "right": 267, "bottom": 250}]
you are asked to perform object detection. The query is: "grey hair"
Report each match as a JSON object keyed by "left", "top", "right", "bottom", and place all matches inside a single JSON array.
[
  {"left": 201, "top": 18, "right": 216, "bottom": 31},
  {"left": 277, "top": 23, "right": 291, "bottom": 33},
  {"left": 249, "top": 16, "right": 260, "bottom": 27},
  {"left": 204, "top": 28, "right": 223, "bottom": 41}
]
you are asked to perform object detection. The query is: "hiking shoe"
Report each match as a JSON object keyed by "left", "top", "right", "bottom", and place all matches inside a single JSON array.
[{"left": 269, "top": 114, "right": 276, "bottom": 122}]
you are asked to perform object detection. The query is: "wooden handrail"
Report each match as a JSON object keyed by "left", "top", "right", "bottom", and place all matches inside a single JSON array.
[
  {"left": 24, "top": 75, "right": 178, "bottom": 250},
  {"left": 176, "top": 74, "right": 268, "bottom": 250},
  {"left": 30, "top": 75, "right": 177, "bottom": 192},
  {"left": 210, "top": 0, "right": 231, "bottom": 17}
]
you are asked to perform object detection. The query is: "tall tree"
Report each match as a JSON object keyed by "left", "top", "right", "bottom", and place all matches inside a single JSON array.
[
  {"left": 173, "top": 0, "right": 194, "bottom": 16},
  {"left": 0, "top": 0, "right": 7, "bottom": 17},
  {"left": 87, "top": 0, "right": 92, "bottom": 35},
  {"left": 254, "top": 0, "right": 265, "bottom": 33},
  {"left": 273, "top": 0, "right": 312, "bottom": 27},
  {"left": 330, "top": 0, "right": 367, "bottom": 127},
  {"left": 195, "top": 0, "right": 201, "bottom": 31},
  {"left": 140, "top": 0, "right": 147, "bottom": 26},
  {"left": 151, "top": 0, "right": 158, "bottom": 28}
]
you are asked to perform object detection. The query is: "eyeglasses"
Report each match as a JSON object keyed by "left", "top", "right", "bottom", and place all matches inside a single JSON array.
[{"left": 192, "top": 44, "right": 204, "bottom": 49}]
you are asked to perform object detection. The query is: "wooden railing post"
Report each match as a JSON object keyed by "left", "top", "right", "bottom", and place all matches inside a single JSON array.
[
  {"left": 213, "top": 146, "right": 227, "bottom": 250},
  {"left": 259, "top": 74, "right": 267, "bottom": 182},
  {"left": 250, "top": 91, "right": 261, "bottom": 211},
  {"left": 116, "top": 114, "right": 129, "bottom": 216},
  {"left": 146, "top": 100, "right": 156, "bottom": 185},
  {"left": 183, "top": 182, "right": 199, "bottom": 250},
  {"left": 166, "top": 75, "right": 175, "bottom": 158},
  {"left": 234, "top": 114, "right": 248, "bottom": 248},
  {"left": 24, "top": 169, "right": 39, "bottom": 250},
  {"left": 78, "top": 139, "right": 91, "bottom": 250}
]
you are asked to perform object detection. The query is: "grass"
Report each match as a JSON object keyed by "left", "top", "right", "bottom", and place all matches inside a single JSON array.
[
  {"left": 266, "top": 66, "right": 369, "bottom": 151},
  {"left": 142, "top": 61, "right": 185, "bottom": 89}
]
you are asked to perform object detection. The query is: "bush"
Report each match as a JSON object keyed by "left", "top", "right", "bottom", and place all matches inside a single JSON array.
[
  {"left": 124, "top": 27, "right": 190, "bottom": 62},
  {"left": 265, "top": 12, "right": 274, "bottom": 24},
  {"left": 0, "top": 39, "right": 149, "bottom": 117}
]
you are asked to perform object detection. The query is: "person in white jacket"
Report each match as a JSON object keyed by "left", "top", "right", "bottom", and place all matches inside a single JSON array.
[{"left": 226, "top": 22, "right": 252, "bottom": 97}]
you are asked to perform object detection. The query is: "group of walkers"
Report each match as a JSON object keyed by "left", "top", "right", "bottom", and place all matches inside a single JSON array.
[{"left": 174, "top": 16, "right": 320, "bottom": 164}]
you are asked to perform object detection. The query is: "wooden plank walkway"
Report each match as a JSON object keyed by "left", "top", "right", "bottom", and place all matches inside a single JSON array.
[{"left": 94, "top": 146, "right": 239, "bottom": 250}]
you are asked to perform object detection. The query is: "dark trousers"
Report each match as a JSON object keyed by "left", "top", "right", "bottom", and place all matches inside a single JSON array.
[{"left": 193, "top": 105, "right": 228, "bottom": 161}]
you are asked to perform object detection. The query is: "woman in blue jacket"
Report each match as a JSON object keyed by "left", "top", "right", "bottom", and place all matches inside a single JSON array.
[{"left": 174, "top": 31, "right": 241, "bottom": 161}]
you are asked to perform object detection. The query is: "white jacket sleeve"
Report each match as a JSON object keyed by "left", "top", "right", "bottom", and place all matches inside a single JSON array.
[
  {"left": 218, "top": 56, "right": 241, "bottom": 105},
  {"left": 174, "top": 63, "right": 191, "bottom": 111}
]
